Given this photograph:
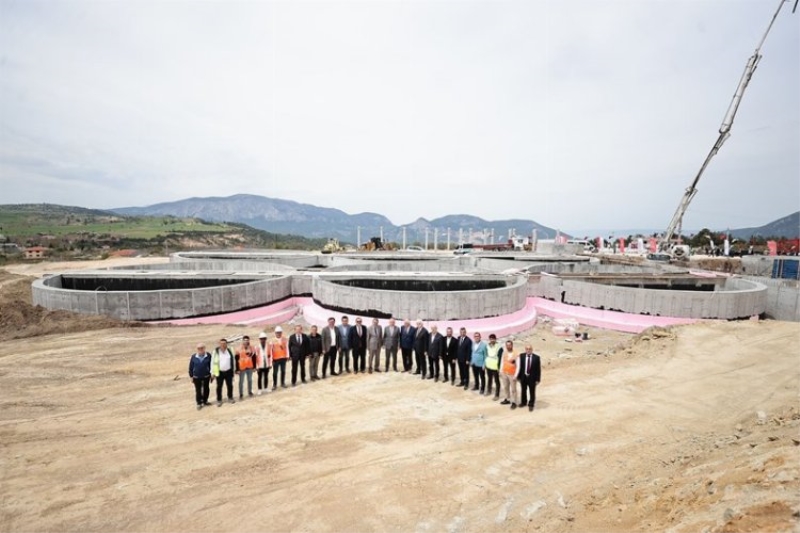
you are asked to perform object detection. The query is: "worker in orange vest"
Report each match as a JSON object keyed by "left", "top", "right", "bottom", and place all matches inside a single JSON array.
[
  {"left": 499, "top": 340, "right": 519, "bottom": 409},
  {"left": 269, "top": 326, "right": 289, "bottom": 390},
  {"left": 236, "top": 335, "right": 256, "bottom": 400}
]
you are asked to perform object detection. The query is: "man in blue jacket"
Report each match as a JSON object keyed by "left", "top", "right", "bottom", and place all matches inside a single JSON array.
[{"left": 188, "top": 342, "right": 212, "bottom": 410}]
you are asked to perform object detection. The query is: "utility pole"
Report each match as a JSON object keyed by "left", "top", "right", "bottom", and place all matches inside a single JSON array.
[
  {"left": 402, "top": 227, "right": 407, "bottom": 249},
  {"left": 357, "top": 226, "right": 361, "bottom": 249},
  {"left": 424, "top": 228, "right": 429, "bottom": 250},
  {"left": 433, "top": 228, "right": 438, "bottom": 251},
  {"left": 446, "top": 228, "right": 451, "bottom": 251}
]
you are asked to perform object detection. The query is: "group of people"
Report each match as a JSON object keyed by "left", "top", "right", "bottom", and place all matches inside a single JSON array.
[{"left": 188, "top": 315, "right": 542, "bottom": 412}]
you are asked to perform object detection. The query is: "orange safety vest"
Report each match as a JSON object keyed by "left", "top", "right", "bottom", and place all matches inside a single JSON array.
[
  {"left": 237, "top": 346, "right": 255, "bottom": 370},
  {"left": 270, "top": 337, "right": 288, "bottom": 361},
  {"left": 501, "top": 350, "right": 517, "bottom": 375}
]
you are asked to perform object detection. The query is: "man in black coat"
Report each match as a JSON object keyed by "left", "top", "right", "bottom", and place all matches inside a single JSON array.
[
  {"left": 349, "top": 317, "right": 368, "bottom": 374},
  {"left": 442, "top": 326, "right": 459, "bottom": 385},
  {"left": 413, "top": 320, "right": 429, "bottom": 378},
  {"left": 289, "top": 325, "right": 309, "bottom": 386},
  {"left": 517, "top": 344, "right": 542, "bottom": 412},
  {"left": 456, "top": 327, "right": 473, "bottom": 389},
  {"left": 427, "top": 325, "right": 445, "bottom": 381}
]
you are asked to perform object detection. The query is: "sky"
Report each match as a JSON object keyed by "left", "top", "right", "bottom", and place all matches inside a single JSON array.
[{"left": 0, "top": 0, "right": 798, "bottom": 234}]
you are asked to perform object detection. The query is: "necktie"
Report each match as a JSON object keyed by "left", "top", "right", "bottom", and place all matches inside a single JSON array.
[
  {"left": 527, "top": 355, "right": 531, "bottom": 375},
  {"left": 297, "top": 334, "right": 300, "bottom": 344}
]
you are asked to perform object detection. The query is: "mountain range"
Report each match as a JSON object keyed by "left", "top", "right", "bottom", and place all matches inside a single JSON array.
[
  {"left": 112, "top": 194, "right": 799, "bottom": 244},
  {"left": 112, "top": 194, "right": 561, "bottom": 245}
]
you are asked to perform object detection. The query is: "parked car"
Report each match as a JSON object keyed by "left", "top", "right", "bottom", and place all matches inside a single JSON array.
[{"left": 403, "top": 246, "right": 424, "bottom": 252}]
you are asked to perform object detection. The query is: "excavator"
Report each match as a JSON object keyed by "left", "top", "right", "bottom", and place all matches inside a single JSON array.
[{"left": 653, "top": 0, "right": 796, "bottom": 261}]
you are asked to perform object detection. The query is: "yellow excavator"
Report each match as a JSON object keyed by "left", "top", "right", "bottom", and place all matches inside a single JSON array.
[{"left": 321, "top": 238, "right": 343, "bottom": 254}]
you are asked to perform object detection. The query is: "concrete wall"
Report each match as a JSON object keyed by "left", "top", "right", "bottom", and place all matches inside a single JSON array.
[
  {"left": 172, "top": 251, "right": 319, "bottom": 269},
  {"left": 311, "top": 276, "right": 528, "bottom": 321},
  {"left": 32, "top": 274, "right": 294, "bottom": 321},
  {"left": 530, "top": 273, "right": 766, "bottom": 319},
  {"left": 740, "top": 275, "right": 800, "bottom": 321},
  {"left": 136, "top": 260, "right": 294, "bottom": 273}
]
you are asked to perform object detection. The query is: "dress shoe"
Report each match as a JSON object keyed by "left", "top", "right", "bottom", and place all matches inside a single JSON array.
[
  {"left": 500, "top": 399, "right": 510, "bottom": 405},
  {"left": 368, "top": 368, "right": 373, "bottom": 374},
  {"left": 529, "top": 405, "right": 534, "bottom": 412},
  {"left": 510, "top": 403, "right": 518, "bottom": 410}
]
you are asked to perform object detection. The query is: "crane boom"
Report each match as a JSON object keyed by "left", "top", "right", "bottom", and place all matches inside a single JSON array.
[{"left": 659, "top": 0, "right": 793, "bottom": 251}]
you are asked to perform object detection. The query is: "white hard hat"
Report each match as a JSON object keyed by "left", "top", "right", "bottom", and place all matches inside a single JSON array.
[
  {"left": 258, "top": 332, "right": 268, "bottom": 339},
  {"left": 274, "top": 326, "right": 283, "bottom": 333}
]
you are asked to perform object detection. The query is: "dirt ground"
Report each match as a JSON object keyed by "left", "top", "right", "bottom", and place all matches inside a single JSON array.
[{"left": 0, "top": 260, "right": 799, "bottom": 532}]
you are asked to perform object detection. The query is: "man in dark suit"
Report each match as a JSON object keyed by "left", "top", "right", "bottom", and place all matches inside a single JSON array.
[
  {"left": 442, "top": 327, "right": 458, "bottom": 385},
  {"left": 399, "top": 319, "right": 416, "bottom": 372},
  {"left": 427, "top": 325, "right": 445, "bottom": 381},
  {"left": 413, "top": 320, "right": 429, "bottom": 378},
  {"left": 516, "top": 344, "right": 541, "bottom": 412},
  {"left": 321, "top": 317, "right": 341, "bottom": 378},
  {"left": 337, "top": 315, "right": 352, "bottom": 374},
  {"left": 349, "top": 317, "right": 368, "bottom": 374},
  {"left": 289, "top": 324, "right": 309, "bottom": 386},
  {"left": 456, "top": 327, "right": 472, "bottom": 390}
]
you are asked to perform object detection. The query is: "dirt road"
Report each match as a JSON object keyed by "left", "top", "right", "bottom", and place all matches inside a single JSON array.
[{"left": 1, "top": 313, "right": 797, "bottom": 532}]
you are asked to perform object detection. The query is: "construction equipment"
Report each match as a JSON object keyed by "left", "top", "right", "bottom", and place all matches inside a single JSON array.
[
  {"left": 321, "top": 238, "right": 343, "bottom": 254},
  {"left": 656, "top": 0, "right": 795, "bottom": 258},
  {"left": 360, "top": 237, "right": 385, "bottom": 251}
]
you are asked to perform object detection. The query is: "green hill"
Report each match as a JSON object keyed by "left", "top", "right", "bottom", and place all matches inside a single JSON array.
[{"left": 0, "top": 203, "right": 326, "bottom": 256}]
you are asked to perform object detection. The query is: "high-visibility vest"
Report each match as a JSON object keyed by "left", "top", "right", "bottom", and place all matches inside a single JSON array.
[
  {"left": 485, "top": 344, "right": 502, "bottom": 371},
  {"left": 256, "top": 343, "right": 271, "bottom": 368},
  {"left": 270, "top": 337, "right": 288, "bottom": 360},
  {"left": 501, "top": 350, "right": 517, "bottom": 375},
  {"left": 237, "top": 346, "right": 254, "bottom": 370}
]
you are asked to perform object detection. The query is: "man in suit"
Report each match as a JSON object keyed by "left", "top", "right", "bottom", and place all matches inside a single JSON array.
[
  {"left": 413, "top": 320, "right": 429, "bottom": 378},
  {"left": 289, "top": 324, "right": 309, "bottom": 386},
  {"left": 349, "top": 317, "right": 368, "bottom": 374},
  {"left": 442, "top": 327, "right": 458, "bottom": 385},
  {"left": 366, "top": 317, "right": 383, "bottom": 374},
  {"left": 427, "top": 325, "right": 445, "bottom": 381},
  {"left": 337, "top": 315, "right": 352, "bottom": 374},
  {"left": 516, "top": 344, "right": 541, "bottom": 412},
  {"left": 383, "top": 318, "right": 400, "bottom": 372},
  {"left": 321, "top": 317, "right": 340, "bottom": 379},
  {"left": 456, "top": 327, "right": 473, "bottom": 389},
  {"left": 399, "top": 319, "right": 416, "bottom": 372}
]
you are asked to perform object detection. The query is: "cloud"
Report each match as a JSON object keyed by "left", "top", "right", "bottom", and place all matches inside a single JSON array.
[{"left": 0, "top": 0, "right": 797, "bottom": 232}]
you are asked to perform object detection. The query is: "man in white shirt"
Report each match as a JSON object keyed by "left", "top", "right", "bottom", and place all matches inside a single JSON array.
[{"left": 212, "top": 338, "right": 236, "bottom": 406}]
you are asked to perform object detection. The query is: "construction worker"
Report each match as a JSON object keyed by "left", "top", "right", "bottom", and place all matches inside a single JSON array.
[
  {"left": 270, "top": 326, "right": 288, "bottom": 390},
  {"left": 499, "top": 340, "right": 518, "bottom": 409},
  {"left": 484, "top": 334, "right": 502, "bottom": 399},
  {"left": 255, "top": 332, "right": 271, "bottom": 395},
  {"left": 211, "top": 338, "right": 236, "bottom": 406},
  {"left": 235, "top": 335, "right": 256, "bottom": 399}
]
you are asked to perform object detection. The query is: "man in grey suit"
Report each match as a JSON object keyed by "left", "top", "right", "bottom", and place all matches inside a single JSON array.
[
  {"left": 367, "top": 317, "right": 383, "bottom": 374},
  {"left": 383, "top": 317, "right": 400, "bottom": 372},
  {"left": 321, "top": 317, "right": 341, "bottom": 379}
]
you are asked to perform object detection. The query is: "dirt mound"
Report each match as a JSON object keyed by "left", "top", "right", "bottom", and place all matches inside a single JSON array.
[{"left": 0, "top": 272, "right": 148, "bottom": 341}]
